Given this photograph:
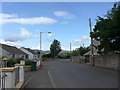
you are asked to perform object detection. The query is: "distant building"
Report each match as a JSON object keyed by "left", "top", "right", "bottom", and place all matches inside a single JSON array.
[
  {"left": 58, "top": 50, "right": 70, "bottom": 57},
  {"left": 33, "top": 49, "right": 46, "bottom": 56},
  {"left": 20, "top": 47, "right": 40, "bottom": 60},
  {"left": 0, "top": 44, "right": 27, "bottom": 59}
]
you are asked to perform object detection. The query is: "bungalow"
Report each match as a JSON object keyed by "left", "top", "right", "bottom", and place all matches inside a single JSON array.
[
  {"left": 20, "top": 47, "right": 40, "bottom": 60},
  {"left": 0, "top": 43, "right": 28, "bottom": 59}
]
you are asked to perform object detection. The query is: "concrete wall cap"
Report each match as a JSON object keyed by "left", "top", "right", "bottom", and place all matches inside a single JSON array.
[
  {"left": 0, "top": 67, "right": 16, "bottom": 72},
  {"left": 15, "top": 64, "right": 24, "bottom": 66}
]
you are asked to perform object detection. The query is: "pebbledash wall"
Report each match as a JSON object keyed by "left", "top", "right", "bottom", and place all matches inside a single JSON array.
[{"left": 94, "top": 52, "right": 119, "bottom": 70}]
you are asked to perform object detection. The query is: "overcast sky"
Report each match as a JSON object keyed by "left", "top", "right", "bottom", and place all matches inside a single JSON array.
[{"left": 0, "top": 2, "right": 115, "bottom": 51}]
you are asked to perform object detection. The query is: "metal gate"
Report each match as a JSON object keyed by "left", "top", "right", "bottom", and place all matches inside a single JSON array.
[{"left": 0, "top": 73, "right": 7, "bottom": 90}]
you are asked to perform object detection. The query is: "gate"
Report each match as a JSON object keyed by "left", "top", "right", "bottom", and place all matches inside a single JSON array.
[{"left": 0, "top": 73, "right": 7, "bottom": 90}]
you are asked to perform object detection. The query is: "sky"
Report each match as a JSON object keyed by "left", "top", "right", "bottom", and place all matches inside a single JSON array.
[{"left": 0, "top": 2, "right": 115, "bottom": 51}]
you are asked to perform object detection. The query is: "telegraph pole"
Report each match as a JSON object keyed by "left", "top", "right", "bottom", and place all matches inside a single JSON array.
[
  {"left": 89, "top": 18, "right": 94, "bottom": 66},
  {"left": 70, "top": 43, "right": 71, "bottom": 52},
  {"left": 70, "top": 43, "right": 72, "bottom": 61}
]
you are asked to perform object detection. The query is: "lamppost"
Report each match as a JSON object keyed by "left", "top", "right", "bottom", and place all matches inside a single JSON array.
[{"left": 40, "top": 32, "right": 51, "bottom": 61}]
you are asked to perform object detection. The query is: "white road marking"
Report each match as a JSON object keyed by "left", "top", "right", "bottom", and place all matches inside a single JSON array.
[{"left": 48, "top": 70, "right": 56, "bottom": 88}]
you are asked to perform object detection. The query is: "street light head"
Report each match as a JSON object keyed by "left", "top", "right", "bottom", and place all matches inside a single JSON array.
[{"left": 48, "top": 32, "right": 51, "bottom": 33}]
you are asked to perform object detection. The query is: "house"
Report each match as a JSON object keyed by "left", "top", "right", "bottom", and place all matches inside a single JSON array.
[
  {"left": 84, "top": 40, "right": 100, "bottom": 63},
  {"left": 0, "top": 43, "right": 28, "bottom": 59},
  {"left": 33, "top": 49, "right": 46, "bottom": 56},
  {"left": 20, "top": 47, "right": 40, "bottom": 60},
  {"left": 58, "top": 50, "right": 70, "bottom": 57}
]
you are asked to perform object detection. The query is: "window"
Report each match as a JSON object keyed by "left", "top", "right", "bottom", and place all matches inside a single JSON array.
[
  {"left": 12, "top": 54, "right": 15, "bottom": 58},
  {"left": 38, "top": 55, "right": 40, "bottom": 58},
  {"left": 26, "top": 55, "right": 28, "bottom": 59}
]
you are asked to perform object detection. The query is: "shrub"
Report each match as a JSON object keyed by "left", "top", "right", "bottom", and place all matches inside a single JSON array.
[
  {"left": 7, "top": 59, "right": 17, "bottom": 67},
  {"left": 25, "top": 60, "right": 32, "bottom": 65},
  {"left": 42, "top": 53, "right": 52, "bottom": 58},
  {"left": 15, "top": 57, "right": 25, "bottom": 64}
]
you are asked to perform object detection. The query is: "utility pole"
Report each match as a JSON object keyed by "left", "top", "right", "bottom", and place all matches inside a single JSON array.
[
  {"left": 70, "top": 43, "right": 72, "bottom": 61},
  {"left": 70, "top": 43, "right": 71, "bottom": 52},
  {"left": 89, "top": 18, "right": 94, "bottom": 66}
]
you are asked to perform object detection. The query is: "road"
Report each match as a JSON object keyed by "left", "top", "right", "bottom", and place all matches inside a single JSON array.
[{"left": 24, "top": 59, "right": 118, "bottom": 88}]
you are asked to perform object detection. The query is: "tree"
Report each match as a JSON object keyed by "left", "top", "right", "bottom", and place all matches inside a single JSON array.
[
  {"left": 42, "top": 53, "right": 52, "bottom": 58},
  {"left": 78, "top": 46, "right": 90, "bottom": 56},
  {"left": 71, "top": 46, "right": 89, "bottom": 56},
  {"left": 90, "top": 2, "right": 120, "bottom": 54},
  {"left": 50, "top": 39, "right": 62, "bottom": 58},
  {"left": 71, "top": 50, "right": 80, "bottom": 56}
]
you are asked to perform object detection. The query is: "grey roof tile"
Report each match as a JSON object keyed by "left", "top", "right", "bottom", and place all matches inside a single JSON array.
[{"left": 0, "top": 44, "right": 27, "bottom": 55}]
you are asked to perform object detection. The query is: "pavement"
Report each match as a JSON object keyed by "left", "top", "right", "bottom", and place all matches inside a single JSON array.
[{"left": 24, "top": 59, "right": 118, "bottom": 88}]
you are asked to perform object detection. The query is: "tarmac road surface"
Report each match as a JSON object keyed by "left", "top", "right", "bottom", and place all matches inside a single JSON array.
[{"left": 24, "top": 59, "right": 118, "bottom": 88}]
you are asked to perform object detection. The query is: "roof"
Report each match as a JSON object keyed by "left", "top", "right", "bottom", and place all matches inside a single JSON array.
[
  {"left": 33, "top": 50, "right": 46, "bottom": 55},
  {"left": 84, "top": 49, "right": 98, "bottom": 56},
  {"left": 89, "top": 40, "right": 100, "bottom": 49},
  {"left": 0, "top": 44, "right": 27, "bottom": 55},
  {"left": 22, "top": 48, "right": 39, "bottom": 55}
]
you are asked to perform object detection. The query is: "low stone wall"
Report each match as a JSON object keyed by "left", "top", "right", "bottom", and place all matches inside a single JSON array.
[
  {"left": 71, "top": 56, "right": 85, "bottom": 63},
  {"left": 94, "top": 52, "right": 119, "bottom": 70}
]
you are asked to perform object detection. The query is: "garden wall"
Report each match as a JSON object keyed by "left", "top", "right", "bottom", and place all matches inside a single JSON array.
[
  {"left": 71, "top": 56, "right": 85, "bottom": 63},
  {"left": 94, "top": 52, "right": 119, "bottom": 70}
]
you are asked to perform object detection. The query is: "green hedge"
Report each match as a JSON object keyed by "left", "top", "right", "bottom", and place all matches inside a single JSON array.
[
  {"left": 25, "top": 60, "right": 32, "bottom": 65},
  {"left": 7, "top": 59, "right": 17, "bottom": 67}
]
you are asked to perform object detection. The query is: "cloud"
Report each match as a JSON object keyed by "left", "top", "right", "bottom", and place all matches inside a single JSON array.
[
  {"left": 54, "top": 11, "right": 75, "bottom": 19},
  {"left": 74, "top": 36, "right": 90, "bottom": 46},
  {"left": 71, "top": 46, "right": 80, "bottom": 50},
  {"left": 0, "top": 13, "right": 17, "bottom": 18},
  {"left": 30, "top": 43, "right": 48, "bottom": 51},
  {"left": 5, "top": 28, "right": 36, "bottom": 42},
  {"left": 0, "top": 13, "right": 58, "bottom": 24},
  {"left": 61, "top": 36, "right": 90, "bottom": 51},
  {"left": 0, "top": 39, "right": 22, "bottom": 47},
  {"left": 61, "top": 45, "right": 79, "bottom": 51},
  {"left": 60, "top": 21, "right": 70, "bottom": 24}
]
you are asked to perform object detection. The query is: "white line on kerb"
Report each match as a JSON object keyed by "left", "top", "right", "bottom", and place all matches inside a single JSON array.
[{"left": 48, "top": 70, "right": 56, "bottom": 88}]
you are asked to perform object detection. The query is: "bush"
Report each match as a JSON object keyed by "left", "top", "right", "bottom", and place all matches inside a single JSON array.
[
  {"left": 42, "top": 53, "right": 52, "bottom": 58},
  {"left": 58, "top": 55, "right": 71, "bottom": 59},
  {"left": 15, "top": 57, "right": 25, "bottom": 64},
  {"left": 7, "top": 59, "right": 17, "bottom": 67},
  {"left": 25, "top": 60, "right": 32, "bottom": 65}
]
